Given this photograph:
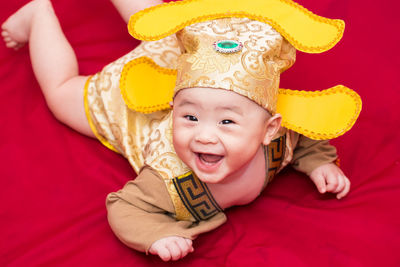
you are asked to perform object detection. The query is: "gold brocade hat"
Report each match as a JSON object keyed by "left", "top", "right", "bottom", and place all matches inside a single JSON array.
[
  {"left": 173, "top": 17, "right": 296, "bottom": 113},
  {"left": 120, "top": 0, "right": 362, "bottom": 140}
]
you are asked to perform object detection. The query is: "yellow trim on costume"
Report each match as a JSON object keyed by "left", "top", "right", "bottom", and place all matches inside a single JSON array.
[
  {"left": 277, "top": 86, "right": 362, "bottom": 140},
  {"left": 120, "top": 57, "right": 177, "bottom": 114},
  {"left": 84, "top": 76, "right": 119, "bottom": 153},
  {"left": 128, "top": 0, "right": 344, "bottom": 53}
]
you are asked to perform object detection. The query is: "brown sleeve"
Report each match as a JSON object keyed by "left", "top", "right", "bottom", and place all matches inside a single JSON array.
[
  {"left": 106, "top": 167, "right": 227, "bottom": 254},
  {"left": 291, "top": 135, "right": 338, "bottom": 175}
]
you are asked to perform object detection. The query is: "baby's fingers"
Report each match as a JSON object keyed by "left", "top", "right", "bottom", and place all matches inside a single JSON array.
[
  {"left": 332, "top": 174, "right": 345, "bottom": 193},
  {"left": 311, "top": 175, "right": 327, "bottom": 194},
  {"left": 325, "top": 175, "right": 337, "bottom": 192},
  {"left": 149, "top": 236, "right": 194, "bottom": 261},
  {"left": 185, "top": 238, "right": 193, "bottom": 247},
  {"left": 336, "top": 177, "right": 351, "bottom": 199},
  {"left": 175, "top": 238, "right": 194, "bottom": 258},
  {"left": 166, "top": 241, "right": 184, "bottom": 261},
  {"left": 150, "top": 244, "right": 172, "bottom": 262}
]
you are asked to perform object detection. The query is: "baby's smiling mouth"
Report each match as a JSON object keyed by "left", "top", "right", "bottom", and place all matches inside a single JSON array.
[{"left": 196, "top": 153, "right": 223, "bottom": 164}]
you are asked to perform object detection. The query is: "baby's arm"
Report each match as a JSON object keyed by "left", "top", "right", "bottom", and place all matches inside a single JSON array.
[
  {"left": 106, "top": 167, "right": 226, "bottom": 261},
  {"left": 291, "top": 135, "right": 350, "bottom": 199}
]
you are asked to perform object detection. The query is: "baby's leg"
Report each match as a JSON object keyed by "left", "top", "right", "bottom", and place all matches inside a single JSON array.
[
  {"left": 110, "top": 0, "right": 163, "bottom": 23},
  {"left": 1, "top": 0, "right": 94, "bottom": 137}
]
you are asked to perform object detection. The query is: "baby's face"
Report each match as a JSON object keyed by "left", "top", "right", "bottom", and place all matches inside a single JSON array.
[{"left": 172, "top": 87, "right": 271, "bottom": 184}]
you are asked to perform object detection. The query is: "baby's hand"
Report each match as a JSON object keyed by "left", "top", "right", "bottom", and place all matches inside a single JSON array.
[
  {"left": 309, "top": 163, "right": 350, "bottom": 199},
  {"left": 149, "top": 236, "right": 194, "bottom": 261}
]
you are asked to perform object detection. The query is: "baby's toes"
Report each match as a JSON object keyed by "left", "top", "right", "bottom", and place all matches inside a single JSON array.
[
  {"left": 3, "top": 35, "right": 12, "bottom": 43},
  {"left": 5, "top": 40, "right": 18, "bottom": 48},
  {"left": 1, "top": 30, "right": 10, "bottom": 40}
]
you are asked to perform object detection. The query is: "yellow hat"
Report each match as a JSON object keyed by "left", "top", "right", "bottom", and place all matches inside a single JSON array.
[
  {"left": 120, "top": 0, "right": 362, "bottom": 140},
  {"left": 174, "top": 17, "right": 295, "bottom": 113}
]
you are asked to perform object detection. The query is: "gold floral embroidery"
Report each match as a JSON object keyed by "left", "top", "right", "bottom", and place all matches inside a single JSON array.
[
  {"left": 174, "top": 18, "right": 295, "bottom": 114},
  {"left": 185, "top": 35, "right": 239, "bottom": 74}
]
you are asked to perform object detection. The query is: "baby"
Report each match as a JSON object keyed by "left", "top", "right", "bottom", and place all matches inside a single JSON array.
[{"left": 2, "top": 0, "right": 354, "bottom": 262}]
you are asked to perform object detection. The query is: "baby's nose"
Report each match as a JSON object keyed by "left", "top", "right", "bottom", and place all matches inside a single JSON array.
[{"left": 194, "top": 127, "right": 218, "bottom": 144}]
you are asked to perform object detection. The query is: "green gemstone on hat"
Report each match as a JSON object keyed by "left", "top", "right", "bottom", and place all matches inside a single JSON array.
[
  {"left": 218, "top": 41, "right": 238, "bottom": 49},
  {"left": 214, "top": 40, "right": 243, "bottom": 53}
]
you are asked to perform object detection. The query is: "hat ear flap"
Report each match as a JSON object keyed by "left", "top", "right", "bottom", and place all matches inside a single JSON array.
[
  {"left": 277, "top": 86, "right": 362, "bottom": 140},
  {"left": 120, "top": 57, "right": 176, "bottom": 114},
  {"left": 120, "top": 58, "right": 362, "bottom": 140}
]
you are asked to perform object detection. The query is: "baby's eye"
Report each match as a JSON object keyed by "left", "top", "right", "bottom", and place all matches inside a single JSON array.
[
  {"left": 220, "top": 119, "right": 234, "bottom": 125},
  {"left": 184, "top": 115, "right": 198, "bottom": 121}
]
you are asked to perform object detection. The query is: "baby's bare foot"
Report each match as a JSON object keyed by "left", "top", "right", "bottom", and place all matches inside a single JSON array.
[{"left": 1, "top": 0, "right": 47, "bottom": 50}]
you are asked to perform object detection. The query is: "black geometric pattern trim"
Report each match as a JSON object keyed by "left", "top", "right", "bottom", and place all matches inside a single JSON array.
[
  {"left": 265, "top": 135, "right": 286, "bottom": 181},
  {"left": 173, "top": 172, "right": 222, "bottom": 221}
]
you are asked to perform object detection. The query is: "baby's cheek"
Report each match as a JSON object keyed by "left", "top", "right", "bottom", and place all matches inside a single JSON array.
[
  {"left": 173, "top": 131, "right": 190, "bottom": 154},
  {"left": 227, "top": 141, "right": 253, "bottom": 160}
]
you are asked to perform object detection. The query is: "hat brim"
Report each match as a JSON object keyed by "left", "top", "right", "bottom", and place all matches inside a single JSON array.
[{"left": 129, "top": 0, "right": 344, "bottom": 53}]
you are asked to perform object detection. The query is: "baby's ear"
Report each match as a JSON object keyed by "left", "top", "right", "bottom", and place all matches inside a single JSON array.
[{"left": 263, "top": 114, "right": 282, "bottom": 145}]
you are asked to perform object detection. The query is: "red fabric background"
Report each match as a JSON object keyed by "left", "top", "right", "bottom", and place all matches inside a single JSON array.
[{"left": 1, "top": 0, "right": 399, "bottom": 266}]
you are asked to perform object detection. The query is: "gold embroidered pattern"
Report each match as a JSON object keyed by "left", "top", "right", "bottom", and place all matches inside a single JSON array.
[
  {"left": 84, "top": 76, "right": 119, "bottom": 153},
  {"left": 84, "top": 36, "right": 183, "bottom": 173},
  {"left": 173, "top": 172, "right": 222, "bottom": 221},
  {"left": 186, "top": 35, "right": 240, "bottom": 74},
  {"left": 174, "top": 18, "right": 294, "bottom": 114}
]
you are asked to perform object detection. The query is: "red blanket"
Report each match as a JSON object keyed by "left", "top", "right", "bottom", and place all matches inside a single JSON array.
[{"left": 1, "top": 0, "right": 399, "bottom": 266}]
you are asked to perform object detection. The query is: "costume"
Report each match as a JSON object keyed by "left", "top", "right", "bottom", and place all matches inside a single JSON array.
[
  {"left": 85, "top": 35, "right": 336, "bottom": 253},
  {"left": 84, "top": 0, "right": 361, "bottom": 254}
]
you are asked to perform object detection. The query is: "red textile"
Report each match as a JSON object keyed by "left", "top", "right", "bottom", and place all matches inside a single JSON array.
[{"left": 1, "top": 0, "right": 399, "bottom": 266}]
